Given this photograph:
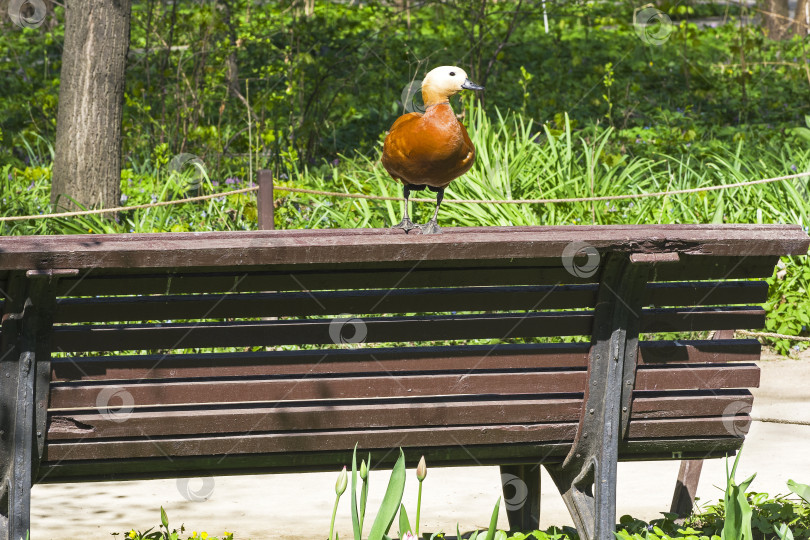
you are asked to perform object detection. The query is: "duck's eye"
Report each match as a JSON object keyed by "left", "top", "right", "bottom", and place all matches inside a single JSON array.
[{"left": 449, "top": 71, "right": 456, "bottom": 76}]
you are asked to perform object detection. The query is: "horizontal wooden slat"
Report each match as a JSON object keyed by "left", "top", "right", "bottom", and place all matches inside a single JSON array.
[
  {"left": 42, "top": 415, "right": 749, "bottom": 462},
  {"left": 51, "top": 340, "right": 761, "bottom": 382},
  {"left": 643, "top": 281, "right": 767, "bottom": 307},
  {"left": 54, "top": 285, "right": 595, "bottom": 322},
  {"left": 37, "top": 437, "right": 744, "bottom": 483},
  {"left": 53, "top": 255, "right": 780, "bottom": 296},
  {"left": 631, "top": 389, "right": 754, "bottom": 418},
  {"left": 628, "top": 416, "right": 751, "bottom": 438},
  {"left": 637, "top": 339, "right": 760, "bottom": 364},
  {"left": 49, "top": 363, "right": 759, "bottom": 409},
  {"left": 51, "top": 281, "right": 768, "bottom": 323},
  {"left": 47, "top": 390, "right": 752, "bottom": 441},
  {"left": 635, "top": 364, "right": 760, "bottom": 391},
  {"left": 50, "top": 307, "right": 764, "bottom": 352},
  {"left": 48, "top": 397, "right": 581, "bottom": 440},
  {"left": 3, "top": 225, "right": 806, "bottom": 273}
]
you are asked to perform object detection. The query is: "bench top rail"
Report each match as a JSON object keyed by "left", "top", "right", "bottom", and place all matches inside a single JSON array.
[{"left": 0, "top": 224, "right": 807, "bottom": 271}]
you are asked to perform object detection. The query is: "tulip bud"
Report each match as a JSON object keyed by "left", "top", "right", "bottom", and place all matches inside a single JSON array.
[
  {"left": 416, "top": 455, "right": 427, "bottom": 481},
  {"left": 336, "top": 465, "right": 348, "bottom": 495},
  {"left": 360, "top": 459, "right": 368, "bottom": 481}
]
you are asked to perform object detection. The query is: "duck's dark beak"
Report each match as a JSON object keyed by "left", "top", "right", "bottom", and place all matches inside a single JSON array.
[{"left": 461, "top": 79, "right": 485, "bottom": 91}]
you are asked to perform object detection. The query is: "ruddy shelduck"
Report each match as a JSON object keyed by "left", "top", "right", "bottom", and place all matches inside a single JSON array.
[{"left": 382, "top": 66, "right": 484, "bottom": 234}]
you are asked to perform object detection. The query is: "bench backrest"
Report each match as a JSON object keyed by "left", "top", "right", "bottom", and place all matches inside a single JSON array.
[{"left": 1, "top": 225, "right": 807, "bottom": 482}]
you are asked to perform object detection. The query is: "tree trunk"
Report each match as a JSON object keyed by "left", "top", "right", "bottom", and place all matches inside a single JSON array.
[
  {"left": 51, "top": 0, "right": 131, "bottom": 211},
  {"left": 793, "top": 0, "right": 809, "bottom": 36},
  {"left": 761, "top": 0, "right": 791, "bottom": 40}
]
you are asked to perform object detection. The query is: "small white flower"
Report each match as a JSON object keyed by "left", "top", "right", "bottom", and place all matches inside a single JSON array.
[{"left": 403, "top": 532, "right": 418, "bottom": 540}]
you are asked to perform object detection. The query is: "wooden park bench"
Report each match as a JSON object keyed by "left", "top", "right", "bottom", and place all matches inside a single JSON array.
[{"left": 1, "top": 223, "right": 808, "bottom": 540}]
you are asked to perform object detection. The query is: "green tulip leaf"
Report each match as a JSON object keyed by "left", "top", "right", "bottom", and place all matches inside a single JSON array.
[{"left": 368, "top": 449, "right": 406, "bottom": 540}]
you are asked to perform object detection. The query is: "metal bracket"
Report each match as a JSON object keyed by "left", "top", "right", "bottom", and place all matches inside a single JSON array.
[{"left": 545, "top": 253, "right": 649, "bottom": 540}]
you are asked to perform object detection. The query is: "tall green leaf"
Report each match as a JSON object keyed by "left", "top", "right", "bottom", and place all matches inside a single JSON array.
[
  {"left": 721, "top": 452, "right": 755, "bottom": 540},
  {"left": 398, "top": 504, "right": 413, "bottom": 537},
  {"left": 368, "top": 449, "right": 407, "bottom": 540},
  {"left": 351, "top": 444, "right": 361, "bottom": 540},
  {"left": 483, "top": 497, "right": 501, "bottom": 540},
  {"left": 776, "top": 523, "right": 795, "bottom": 540},
  {"left": 787, "top": 479, "right": 810, "bottom": 505}
]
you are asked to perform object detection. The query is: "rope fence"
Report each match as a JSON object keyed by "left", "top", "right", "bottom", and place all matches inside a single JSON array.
[
  {"left": 3, "top": 169, "right": 810, "bottom": 345},
  {"left": 2, "top": 169, "right": 810, "bottom": 223}
]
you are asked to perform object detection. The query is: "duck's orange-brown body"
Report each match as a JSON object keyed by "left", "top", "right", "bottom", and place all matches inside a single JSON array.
[{"left": 381, "top": 103, "right": 475, "bottom": 189}]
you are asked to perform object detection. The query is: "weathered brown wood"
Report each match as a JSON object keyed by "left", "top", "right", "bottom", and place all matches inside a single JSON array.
[
  {"left": 257, "top": 169, "right": 274, "bottom": 230},
  {"left": 644, "top": 281, "right": 767, "bottom": 307},
  {"left": 49, "top": 371, "right": 587, "bottom": 407},
  {"left": 50, "top": 340, "right": 762, "bottom": 382},
  {"left": 627, "top": 416, "right": 751, "bottom": 438},
  {"left": 42, "top": 416, "right": 748, "bottom": 462},
  {"left": 50, "top": 281, "right": 768, "bottom": 324},
  {"left": 53, "top": 285, "right": 597, "bottom": 322},
  {"left": 49, "top": 397, "right": 582, "bottom": 439},
  {"left": 631, "top": 390, "right": 754, "bottom": 419},
  {"left": 670, "top": 460, "right": 704, "bottom": 517},
  {"left": 666, "top": 328, "right": 736, "bottom": 518},
  {"left": 38, "top": 442, "right": 577, "bottom": 482},
  {"left": 0, "top": 225, "right": 806, "bottom": 272},
  {"left": 49, "top": 307, "right": 764, "bottom": 352},
  {"left": 630, "top": 253, "right": 681, "bottom": 264},
  {"left": 50, "top": 343, "right": 591, "bottom": 381},
  {"left": 49, "top": 364, "right": 760, "bottom": 409},
  {"left": 637, "top": 339, "right": 759, "bottom": 364},
  {"left": 634, "top": 363, "right": 760, "bottom": 391},
  {"left": 36, "top": 440, "right": 743, "bottom": 484},
  {"left": 52, "top": 256, "right": 779, "bottom": 297},
  {"left": 44, "top": 423, "right": 581, "bottom": 461},
  {"left": 47, "top": 390, "right": 753, "bottom": 440}
]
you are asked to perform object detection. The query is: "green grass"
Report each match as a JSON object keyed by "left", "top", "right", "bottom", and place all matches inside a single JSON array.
[{"left": 2, "top": 102, "right": 809, "bottom": 355}]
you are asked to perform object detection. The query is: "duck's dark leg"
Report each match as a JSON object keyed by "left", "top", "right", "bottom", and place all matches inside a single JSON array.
[
  {"left": 392, "top": 184, "right": 418, "bottom": 232},
  {"left": 420, "top": 187, "right": 444, "bottom": 235}
]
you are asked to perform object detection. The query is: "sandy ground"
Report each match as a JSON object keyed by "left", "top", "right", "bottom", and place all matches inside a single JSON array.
[{"left": 30, "top": 356, "right": 810, "bottom": 539}]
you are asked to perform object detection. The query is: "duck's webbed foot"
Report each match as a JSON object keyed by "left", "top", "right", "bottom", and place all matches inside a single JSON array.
[
  {"left": 419, "top": 219, "right": 441, "bottom": 235},
  {"left": 419, "top": 187, "right": 444, "bottom": 234},
  {"left": 392, "top": 217, "right": 419, "bottom": 232}
]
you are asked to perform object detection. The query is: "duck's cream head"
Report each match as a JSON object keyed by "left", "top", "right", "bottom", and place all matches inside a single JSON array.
[{"left": 421, "top": 66, "right": 484, "bottom": 107}]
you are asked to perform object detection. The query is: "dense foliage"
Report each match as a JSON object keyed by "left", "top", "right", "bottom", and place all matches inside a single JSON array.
[{"left": 4, "top": 0, "right": 810, "bottom": 172}]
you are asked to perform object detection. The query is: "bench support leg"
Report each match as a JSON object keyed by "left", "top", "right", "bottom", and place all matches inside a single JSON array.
[
  {"left": 545, "top": 254, "right": 648, "bottom": 540},
  {"left": 0, "top": 274, "right": 57, "bottom": 540},
  {"left": 500, "top": 464, "right": 541, "bottom": 532},
  {"left": 670, "top": 459, "right": 704, "bottom": 518}
]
